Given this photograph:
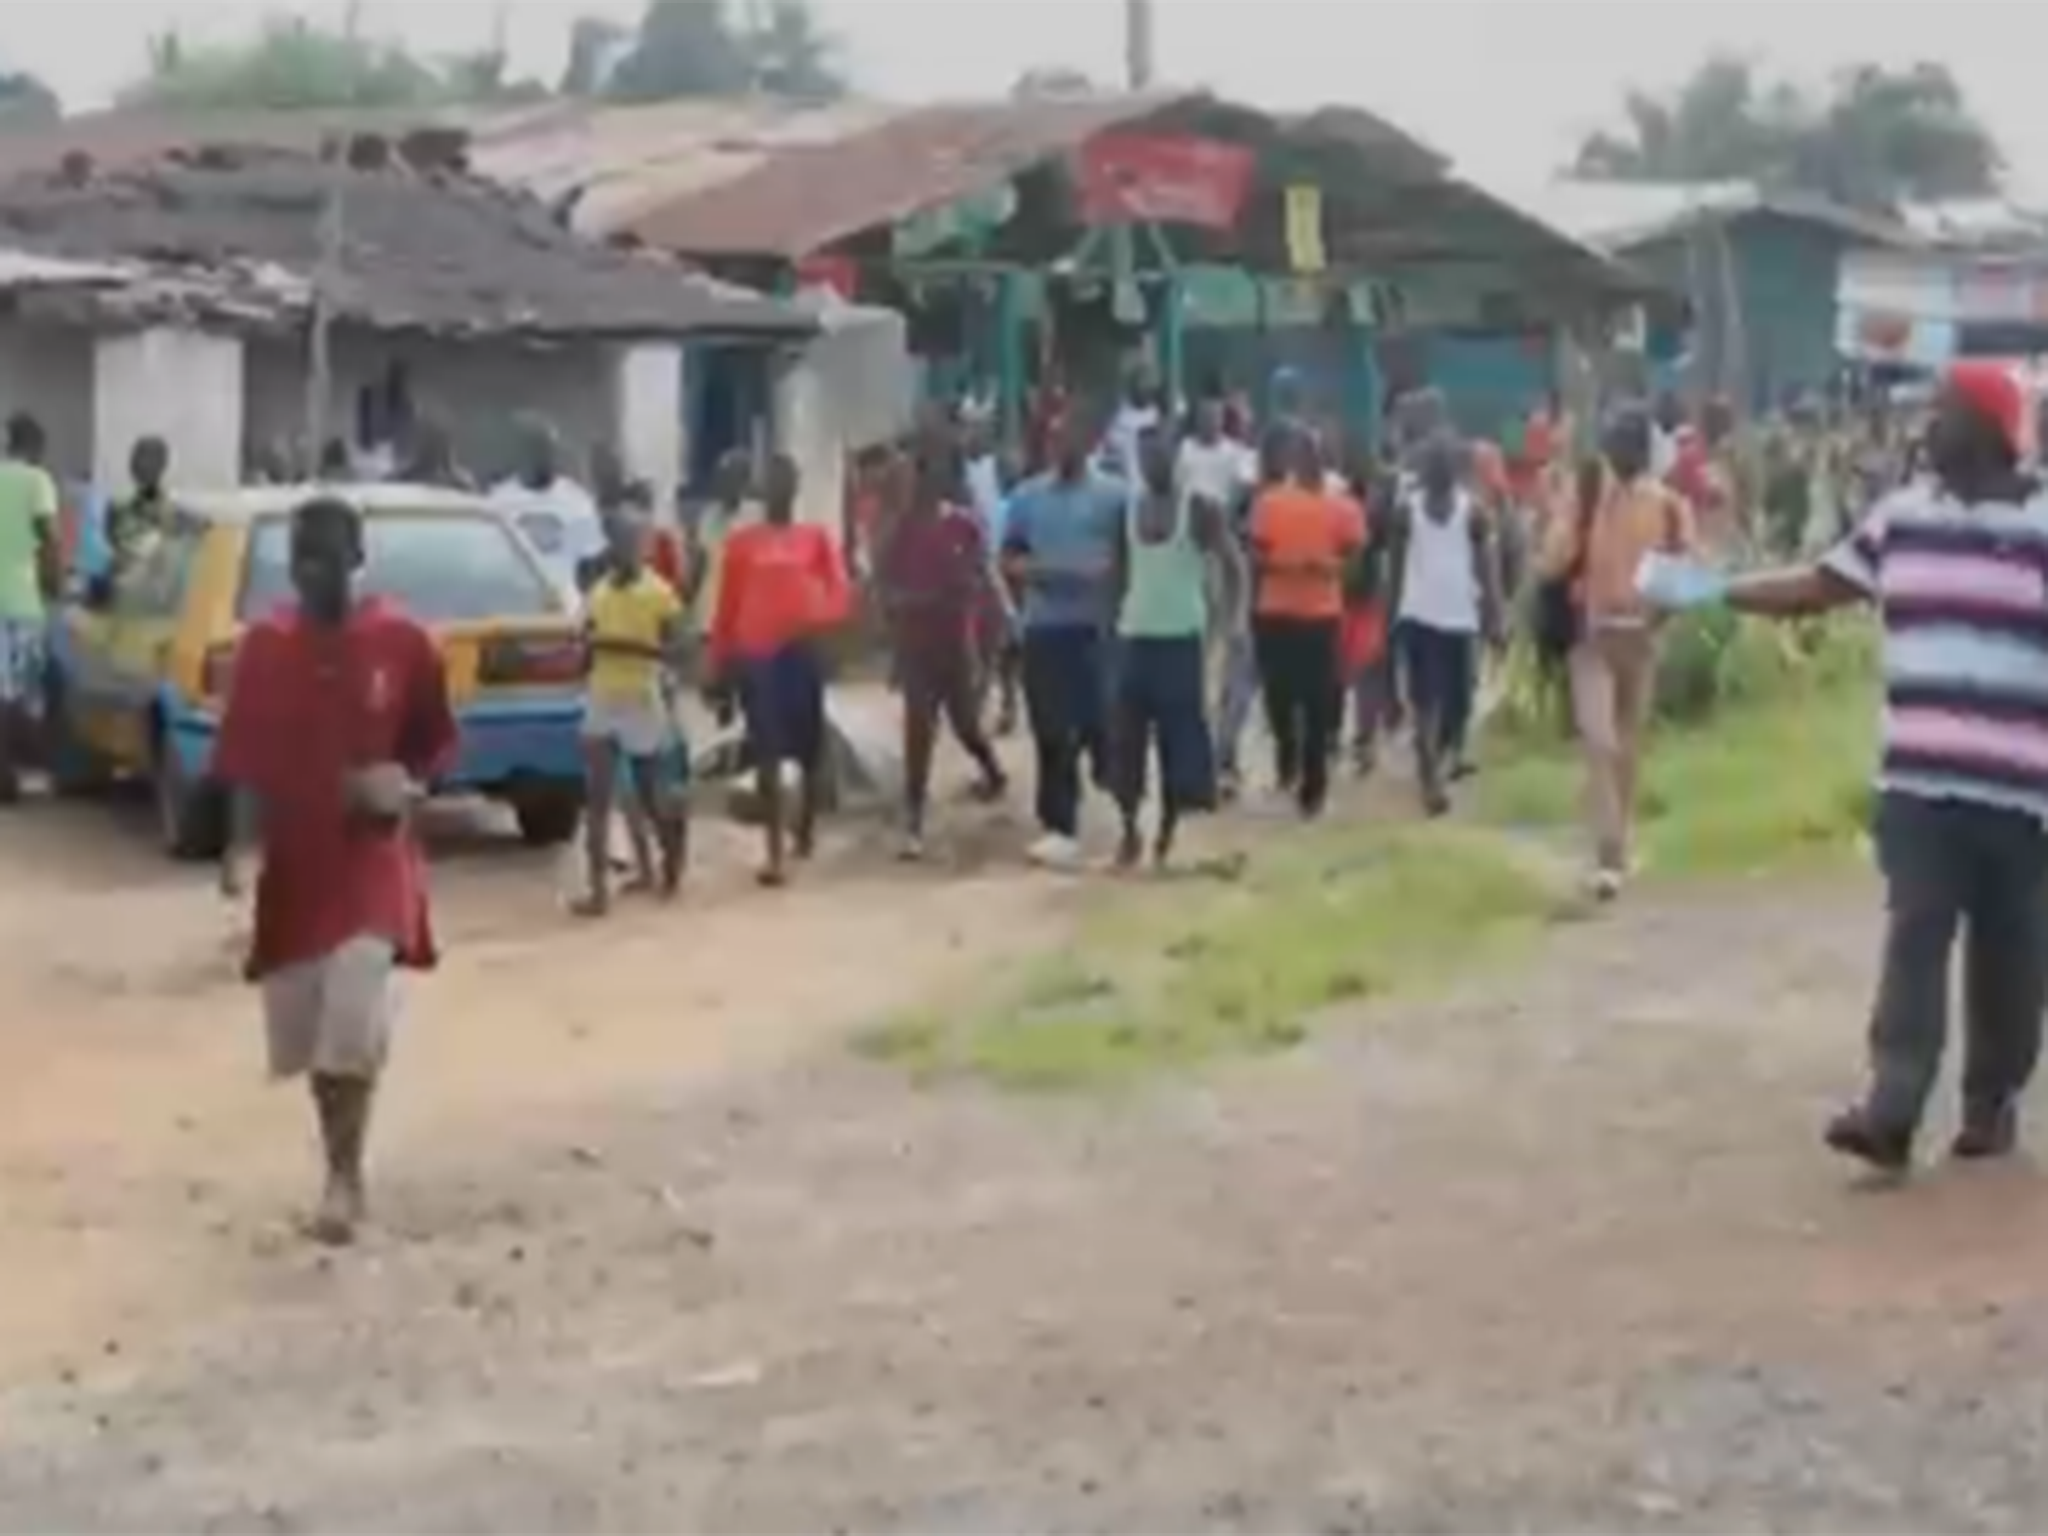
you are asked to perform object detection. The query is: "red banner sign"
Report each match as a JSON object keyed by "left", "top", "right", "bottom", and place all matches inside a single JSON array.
[{"left": 1076, "top": 133, "right": 1256, "bottom": 231}]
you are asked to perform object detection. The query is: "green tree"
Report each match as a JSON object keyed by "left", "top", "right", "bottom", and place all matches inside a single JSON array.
[
  {"left": 746, "top": 0, "right": 840, "bottom": 100},
  {"left": 0, "top": 68, "right": 60, "bottom": 128},
  {"left": 593, "top": 0, "right": 847, "bottom": 103},
  {"left": 124, "top": 17, "right": 547, "bottom": 111},
  {"left": 601, "top": 0, "right": 752, "bottom": 101},
  {"left": 560, "top": 16, "right": 631, "bottom": 96},
  {"left": 1573, "top": 55, "right": 2002, "bottom": 208},
  {"left": 1800, "top": 64, "right": 2002, "bottom": 206}
]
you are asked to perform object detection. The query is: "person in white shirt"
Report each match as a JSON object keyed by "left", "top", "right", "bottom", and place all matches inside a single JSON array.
[
  {"left": 491, "top": 419, "right": 602, "bottom": 597},
  {"left": 960, "top": 415, "right": 1007, "bottom": 539},
  {"left": 1176, "top": 395, "right": 1256, "bottom": 511},
  {"left": 1651, "top": 390, "right": 1685, "bottom": 479},
  {"left": 1385, "top": 434, "right": 1504, "bottom": 817},
  {"left": 1101, "top": 367, "right": 1163, "bottom": 479}
]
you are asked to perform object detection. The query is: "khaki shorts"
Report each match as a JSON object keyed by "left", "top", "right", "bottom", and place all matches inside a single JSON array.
[
  {"left": 262, "top": 937, "right": 399, "bottom": 1082},
  {"left": 581, "top": 694, "right": 681, "bottom": 760}
]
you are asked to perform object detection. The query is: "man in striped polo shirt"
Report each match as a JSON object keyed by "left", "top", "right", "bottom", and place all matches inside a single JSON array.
[{"left": 1651, "top": 363, "right": 2048, "bottom": 1175}]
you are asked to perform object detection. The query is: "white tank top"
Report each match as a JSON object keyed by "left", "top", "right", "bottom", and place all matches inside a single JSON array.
[{"left": 1398, "top": 489, "right": 1481, "bottom": 634}]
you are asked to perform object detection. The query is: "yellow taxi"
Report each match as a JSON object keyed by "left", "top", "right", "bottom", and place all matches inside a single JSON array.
[{"left": 48, "top": 483, "right": 589, "bottom": 858}]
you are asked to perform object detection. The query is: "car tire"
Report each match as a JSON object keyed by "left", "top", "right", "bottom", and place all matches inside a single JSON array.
[
  {"left": 153, "top": 727, "right": 226, "bottom": 862},
  {"left": 512, "top": 786, "right": 583, "bottom": 848}
]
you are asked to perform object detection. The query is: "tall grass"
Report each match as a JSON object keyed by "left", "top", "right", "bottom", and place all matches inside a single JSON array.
[
  {"left": 1481, "top": 612, "right": 1880, "bottom": 878},
  {"left": 862, "top": 611, "right": 1882, "bottom": 1092}
]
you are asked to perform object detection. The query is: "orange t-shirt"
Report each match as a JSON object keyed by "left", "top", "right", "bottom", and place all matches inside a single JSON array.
[
  {"left": 1251, "top": 485, "right": 1366, "bottom": 621},
  {"left": 707, "top": 520, "right": 850, "bottom": 670}
]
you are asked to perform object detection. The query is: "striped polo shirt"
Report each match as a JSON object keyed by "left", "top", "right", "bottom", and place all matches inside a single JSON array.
[{"left": 1824, "top": 480, "right": 2048, "bottom": 820}]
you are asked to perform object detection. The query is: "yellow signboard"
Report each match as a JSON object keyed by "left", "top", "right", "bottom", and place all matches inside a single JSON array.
[{"left": 1284, "top": 184, "right": 1326, "bottom": 274}]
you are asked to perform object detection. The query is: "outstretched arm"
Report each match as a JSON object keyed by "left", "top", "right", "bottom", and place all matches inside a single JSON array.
[{"left": 1725, "top": 564, "right": 1866, "bottom": 620}]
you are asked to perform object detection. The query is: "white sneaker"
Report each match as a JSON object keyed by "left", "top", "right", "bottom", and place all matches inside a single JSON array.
[
  {"left": 1027, "top": 832, "right": 1085, "bottom": 871},
  {"left": 1590, "top": 867, "right": 1624, "bottom": 902}
]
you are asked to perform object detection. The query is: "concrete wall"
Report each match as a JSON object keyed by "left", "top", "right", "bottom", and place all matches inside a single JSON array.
[
  {"left": 93, "top": 328, "right": 244, "bottom": 491},
  {"left": 610, "top": 342, "right": 684, "bottom": 512},
  {"left": 773, "top": 349, "right": 841, "bottom": 530},
  {"left": 0, "top": 322, "right": 94, "bottom": 482}
]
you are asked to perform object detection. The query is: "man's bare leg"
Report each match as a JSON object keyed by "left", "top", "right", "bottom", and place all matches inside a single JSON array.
[{"left": 309, "top": 1073, "right": 374, "bottom": 1246}]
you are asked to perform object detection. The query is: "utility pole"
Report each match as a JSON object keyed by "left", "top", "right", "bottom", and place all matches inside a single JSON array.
[
  {"left": 304, "top": 148, "right": 346, "bottom": 473},
  {"left": 1124, "top": 0, "right": 1156, "bottom": 91}
]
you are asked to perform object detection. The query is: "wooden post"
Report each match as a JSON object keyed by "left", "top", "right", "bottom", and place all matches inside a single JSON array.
[
  {"left": 1125, "top": 0, "right": 1157, "bottom": 90},
  {"left": 303, "top": 159, "right": 344, "bottom": 473}
]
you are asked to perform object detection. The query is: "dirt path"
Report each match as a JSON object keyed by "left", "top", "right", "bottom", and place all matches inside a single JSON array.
[
  {"left": 8, "top": 792, "right": 2048, "bottom": 1530},
  {"left": 0, "top": 787, "right": 1064, "bottom": 1381}
]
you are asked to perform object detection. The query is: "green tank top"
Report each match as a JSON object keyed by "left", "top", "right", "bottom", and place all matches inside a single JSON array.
[{"left": 1118, "top": 489, "right": 1208, "bottom": 639}]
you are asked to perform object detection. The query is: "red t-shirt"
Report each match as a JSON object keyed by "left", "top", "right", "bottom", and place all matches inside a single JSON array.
[
  {"left": 880, "top": 507, "right": 986, "bottom": 661},
  {"left": 214, "top": 598, "right": 459, "bottom": 981},
  {"left": 707, "top": 520, "right": 849, "bottom": 671}
]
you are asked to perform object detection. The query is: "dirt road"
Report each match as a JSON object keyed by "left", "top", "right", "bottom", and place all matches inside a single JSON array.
[{"left": 6, "top": 793, "right": 2048, "bottom": 1532}]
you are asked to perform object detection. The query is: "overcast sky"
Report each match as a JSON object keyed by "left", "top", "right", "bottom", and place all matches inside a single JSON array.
[{"left": 7, "top": 1, "right": 2042, "bottom": 200}]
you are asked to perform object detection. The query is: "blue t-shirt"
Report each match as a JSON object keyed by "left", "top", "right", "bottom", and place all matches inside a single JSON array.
[{"left": 1003, "top": 470, "right": 1127, "bottom": 631}]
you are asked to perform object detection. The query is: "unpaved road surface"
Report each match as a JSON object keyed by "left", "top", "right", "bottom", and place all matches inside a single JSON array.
[{"left": 6, "top": 787, "right": 2048, "bottom": 1532}]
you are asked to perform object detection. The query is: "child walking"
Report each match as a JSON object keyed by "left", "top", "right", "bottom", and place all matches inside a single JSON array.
[
  {"left": 573, "top": 507, "right": 689, "bottom": 916},
  {"left": 707, "top": 454, "right": 850, "bottom": 886}
]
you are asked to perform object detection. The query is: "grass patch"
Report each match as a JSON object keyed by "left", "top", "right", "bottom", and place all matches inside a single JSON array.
[
  {"left": 1480, "top": 616, "right": 1879, "bottom": 878},
  {"left": 871, "top": 823, "right": 1565, "bottom": 1093},
  {"left": 867, "top": 614, "right": 1880, "bottom": 1094}
]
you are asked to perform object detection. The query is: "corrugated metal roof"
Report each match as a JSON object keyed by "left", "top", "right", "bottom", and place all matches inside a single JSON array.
[
  {"left": 472, "top": 91, "right": 1205, "bottom": 258},
  {"left": 1493, "top": 177, "right": 1918, "bottom": 254},
  {"left": 1899, "top": 196, "right": 2048, "bottom": 252},
  {"left": 0, "top": 145, "right": 812, "bottom": 339},
  {"left": 0, "top": 105, "right": 511, "bottom": 182},
  {"left": 0, "top": 248, "right": 135, "bottom": 288},
  {"left": 468, "top": 98, "right": 909, "bottom": 243}
]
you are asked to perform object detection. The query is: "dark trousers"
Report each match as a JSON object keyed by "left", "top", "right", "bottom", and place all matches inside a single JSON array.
[
  {"left": 1351, "top": 654, "right": 1393, "bottom": 755},
  {"left": 900, "top": 647, "right": 1001, "bottom": 829},
  {"left": 1112, "top": 634, "right": 1216, "bottom": 816},
  {"left": 1397, "top": 621, "right": 1478, "bottom": 797},
  {"left": 1253, "top": 615, "right": 1339, "bottom": 814},
  {"left": 1022, "top": 625, "right": 1109, "bottom": 838},
  {"left": 1866, "top": 792, "right": 2048, "bottom": 1135}
]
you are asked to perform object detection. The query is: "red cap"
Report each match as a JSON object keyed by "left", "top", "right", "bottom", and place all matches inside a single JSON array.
[{"left": 1946, "top": 361, "right": 2026, "bottom": 455}]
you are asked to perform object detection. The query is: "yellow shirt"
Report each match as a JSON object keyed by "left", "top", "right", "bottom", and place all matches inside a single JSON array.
[{"left": 587, "top": 569, "right": 682, "bottom": 703}]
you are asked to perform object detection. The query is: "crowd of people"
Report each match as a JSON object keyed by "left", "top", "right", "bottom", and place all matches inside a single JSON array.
[{"left": 3, "top": 351, "right": 2025, "bottom": 1239}]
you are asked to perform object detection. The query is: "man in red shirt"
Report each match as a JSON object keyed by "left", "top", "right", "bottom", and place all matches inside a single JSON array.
[
  {"left": 877, "top": 445, "right": 1009, "bottom": 861},
  {"left": 215, "top": 495, "right": 457, "bottom": 1246},
  {"left": 706, "top": 453, "right": 850, "bottom": 886}
]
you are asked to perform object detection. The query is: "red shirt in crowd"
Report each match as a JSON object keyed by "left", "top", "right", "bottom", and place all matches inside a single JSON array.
[
  {"left": 214, "top": 597, "right": 458, "bottom": 981},
  {"left": 648, "top": 526, "right": 688, "bottom": 589},
  {"left": 707, "top": 519, "right": 850, "bottom": 672},
  {"left": 879, "top": 505, "right": 988, "bottom": 663}
]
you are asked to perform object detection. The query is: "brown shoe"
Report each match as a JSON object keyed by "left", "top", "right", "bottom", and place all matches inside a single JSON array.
[
  {"left": 1823, "top": 1105, "right": 1913, "bottom": 1175},
  {"left": 1953, "top": 1102, "right": 2020, "bottom": 1162}
]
